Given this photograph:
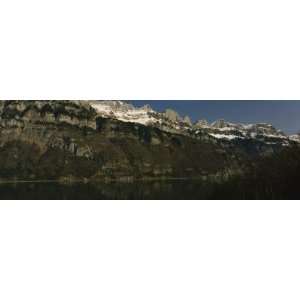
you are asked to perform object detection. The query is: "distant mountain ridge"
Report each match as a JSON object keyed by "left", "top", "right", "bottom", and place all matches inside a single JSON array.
[{"left": 90, "top": 100, "right": 300, "bottom": 145}]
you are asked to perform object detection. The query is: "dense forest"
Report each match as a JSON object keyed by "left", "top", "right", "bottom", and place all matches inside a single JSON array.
[{"left": 212, "top": 145, "right": 300, "bottom": 199}]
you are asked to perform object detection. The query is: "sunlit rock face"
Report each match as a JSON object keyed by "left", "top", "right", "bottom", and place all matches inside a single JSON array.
[
  {"left": 183, "top": 116, "right": 192, "bottom": 126},
  {"left": 0, "top": 100, "right": 97, "bottom": 129},
  {"left": 163, "top": 108, "right": 182, "bottom": 123},
  {"left": 194, "top": 119, "right": 209, "bottom": 128}
]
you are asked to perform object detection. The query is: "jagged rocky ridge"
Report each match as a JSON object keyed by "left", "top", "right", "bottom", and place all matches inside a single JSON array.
[
  {"left": 90, "top": 100, "right": 300, "bottom": 145},
  {"left": 0, "top": 100, "right": 298, "bottom": 181}
]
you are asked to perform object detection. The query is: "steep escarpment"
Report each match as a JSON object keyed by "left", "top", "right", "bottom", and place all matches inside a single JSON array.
[
  {"left": 1, "top": 100, "right": 298, "bottom": 182},
  {"left": 0, "top": 100, "right": 240, "bottom": 181},
  {"left": 0, "top": 100, "right": 97, "bottom": 129}
]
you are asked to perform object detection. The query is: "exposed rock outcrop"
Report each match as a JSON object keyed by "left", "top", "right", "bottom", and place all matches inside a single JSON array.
[{"left": 0, "top": 100, "right": 240, "bottom": 181}]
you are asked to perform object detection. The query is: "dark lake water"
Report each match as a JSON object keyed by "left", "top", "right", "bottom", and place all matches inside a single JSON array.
[{"left": 0, "top": 180, "right": 241, "bottom": 200}]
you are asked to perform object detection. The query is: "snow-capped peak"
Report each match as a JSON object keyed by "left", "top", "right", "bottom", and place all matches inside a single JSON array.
[
  {"left": 89, "top": 100, "right": 299, "bottom": 146},
  {"left": 183, "top": 116, "right": 192, "bottom": 126},
  {"left": 163, "top": 109, "right": 182, "bottom": 122},
  {"left": 211, "top": 119, "right": 229, "bottom": 128},
  {"left": 90, "top": 100, "right": 157, "bottom": 126},
  {"left": 194, "top": 119, "right": 209, "bottom": 128}
]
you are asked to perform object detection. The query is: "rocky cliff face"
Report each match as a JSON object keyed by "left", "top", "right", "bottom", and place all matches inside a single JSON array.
[
  {"left": 0, "top": 100, "right": 98, "bottom": 158},
  {"left": 0, "top": 100, "right": 241, "bottom": 181},
  {"left": 0, "top": 100, "right": 297, "bottom": 181},
  {"left": 0, "top": 100, "right": 97, "bottom": 128}
]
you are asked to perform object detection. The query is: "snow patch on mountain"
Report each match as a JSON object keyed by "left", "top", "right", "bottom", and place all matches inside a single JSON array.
[
  {"left": 90, "top": 101, "right": 159, "bottom": 126},
  {"left": 89, "top": 100, "right": 299, "bottom": 146},
  {"left": 209, "top": 133, "right": 245, "bottom": 140},
  {"left": 289, "top": 134, "right": 300, "bottom": 142}
]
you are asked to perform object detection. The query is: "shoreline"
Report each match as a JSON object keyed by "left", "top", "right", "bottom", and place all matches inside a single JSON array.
[{"left": 0, "top": 176, "right": 214, "bottom": 184}]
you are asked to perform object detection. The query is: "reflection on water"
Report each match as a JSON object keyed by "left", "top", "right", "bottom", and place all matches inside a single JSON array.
[{"left": 0, "top": 180, "right": 238, "bottom": 200}]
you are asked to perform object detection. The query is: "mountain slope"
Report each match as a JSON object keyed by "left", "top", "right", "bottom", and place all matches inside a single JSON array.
[
  {"left": 0, "top": 100, "right": 237, "bottom": 181},
  {"left": 0, "top": 100, "right": 297, "bottom": 181}
]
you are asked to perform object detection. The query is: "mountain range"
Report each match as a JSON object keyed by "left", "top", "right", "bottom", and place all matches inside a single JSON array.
[
  {"left": 0, "top": 100, "right": 299, "bottom": 182},
  {"left": 90, "top": 100, "right": 300, "bottom": 145}
]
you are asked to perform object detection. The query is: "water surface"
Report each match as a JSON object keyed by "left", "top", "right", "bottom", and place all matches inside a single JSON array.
[{"left": 0, "top": 180, "right": 236, "bottom": 200}]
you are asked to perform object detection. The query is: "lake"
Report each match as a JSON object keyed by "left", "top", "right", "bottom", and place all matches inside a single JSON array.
[{"left": 0, "top": 180, "right": 242, "bottom": 200}]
